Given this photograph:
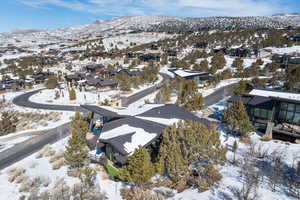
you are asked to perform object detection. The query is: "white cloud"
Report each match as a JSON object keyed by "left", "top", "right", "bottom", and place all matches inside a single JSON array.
[{"left": 20, "top": 0, "right": 292, "bottom": 17}]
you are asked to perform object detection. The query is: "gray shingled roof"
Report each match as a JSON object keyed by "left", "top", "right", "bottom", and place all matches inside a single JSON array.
[
  {"left": 137, "top": 104, "right": 209, "bottom": 124},
  {"left": 80, "top": 105, "right": 127, "bottom": 118},
  {"left": 83, "top": 103, "right": 214, "bottom": 157}
]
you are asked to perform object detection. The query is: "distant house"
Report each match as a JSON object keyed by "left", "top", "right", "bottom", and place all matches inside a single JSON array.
[
  {"left": 288, "top": 33, "right": 300, "bottom": 42},
  {"left": 228, "top": 47, "right": 258, "bottom": 57},
  {"left": 171, "top": 69, "right": 213, "bottom": 85},
  {"left": 273, "top": 54, "right": 300, "bottom": 65},
  {"left": 86, "top": 78, "right": 118, "bottom": 89},
  {"left": 65, "top": 73, "right": 86, "bottom": 82},
  {"left": 118, "top": 69, "right": 145, "bottom": 77},
  {"left": 139, "top": 54, "right": 160, "bottom": 62},
  {"left": 150, "top": 44, "right": 159, "bottom": 50},
  {"left": 31, "top": 72, "right": 51, "bottom": 84},
  {"left": 81, "top": 104, "right": 212, "bottom": 165},
  {"left": 166, "top": 50, "right": 177, "bottom": 57},
  {"left": 228, "top": 89, "right": 300, "bottom": 142},
  {"left": 86, "top": 64, "right": 105, "bottom": 73},
  {"left": 213, "top": 47, "right": 228, "bottom": 54},
  {"left": 194, "top": 42, "right": 208, "bottom": 49}
]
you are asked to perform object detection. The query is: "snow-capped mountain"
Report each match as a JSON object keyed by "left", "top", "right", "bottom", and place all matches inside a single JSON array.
[{"left": 272, "top": 13, "right": 300, "bottom": 26}]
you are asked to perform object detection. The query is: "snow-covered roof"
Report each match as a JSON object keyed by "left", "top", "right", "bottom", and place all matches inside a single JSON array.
[
  {"left": 173, "top": 69, "right": 208, "bottom": 78},
  {"left": 249, "top": 89, "right": 300, "bottom": 101},
  {"left": 83, "top": 104, "right": 211, "bottom": 156}
]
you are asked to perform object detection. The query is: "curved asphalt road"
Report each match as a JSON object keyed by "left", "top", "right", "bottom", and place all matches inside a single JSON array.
[{"left": 1, "top": 74, "right": 236, "bottom": 170}]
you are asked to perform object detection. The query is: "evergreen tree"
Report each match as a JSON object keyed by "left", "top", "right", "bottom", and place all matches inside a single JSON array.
[
  {"left": 158, "top": 121, "right": 226, "bottom": 183},
  {"left": 121, "top": 147, "right": 155, "bottom": 185},
  {"left": 71, "top": 112, "right": 89, "bottom": 137},
  {"left": 224, "top": 100, "right": 254, "bottom": 137},
  {"left": 233, "top": 80, "right": 247, "bottom": 96},
  {"left": 158, "top": 124, "right": 187, "bottom": 182},
  {"left": 69, "top": 88, "right": 76, "bottom": 100},
  {"left": 210, "top": 53, "right": 226, "bottom": 73},
  {"left": 232, "top": 58, "right": 244, "bottom": 75},
  {"left": 194, "top": 59, "right": 209, "bottom": 72},
  {"left": 0, "top": 111, "right": 18, "bottom": 136},
  {"left": 45, "top": 76, "right": 58, "bottom": 89},
  {"left": 176, "top": 80, "right": 203, "bottom": 111},
  {"left": 155, "top": 84, "right": 172, "bottom": 104},
  {"left": 64, "top": 113, "right": 89, "bottom": 168}
]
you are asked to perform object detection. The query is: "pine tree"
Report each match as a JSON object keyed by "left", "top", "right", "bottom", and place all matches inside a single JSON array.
[
  {"left": 232, "top": 58, "right": 244, "bottom": 75},
  {"left": 69, "top": 88, "right": 76, "bottom": 100},
  {"left": 45, "top": 76, "right": 58, "bottom": 89},
  {"left": 158, "top": 125, "right": 187, "bottom": 182},
  {"left": 64, "top": 113, "right": 89, "bottom": 168},
  {"left": 233, "top": 80, "right": 247, "bottom": 96},
  {"left": 194, "top": 59, "right": 209, "bottom": 72},
  {"left": 224, "top": 100, "right": 254, "bottom": 137},
  {"left": 121, "top": 147, "right": 155, "bottom": 185},
  {"left": 176, "top": 80, "right": 203, "bottom": 111},
  {"left": 158, "top": 121, "right": 226, "bottom": 183},
  {"left": 0, "top": 111, "right": 18, "bottom": 136},
  {"left": 210, "top": 53, "right": 226, "bottom": 73},
  {"left": 71, "top": 112, "right": 89, "bottom": 137}
]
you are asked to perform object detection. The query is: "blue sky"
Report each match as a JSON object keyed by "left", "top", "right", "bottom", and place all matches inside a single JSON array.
[{"left": 0, "top": 0, "right": 299, "bottom": 32}]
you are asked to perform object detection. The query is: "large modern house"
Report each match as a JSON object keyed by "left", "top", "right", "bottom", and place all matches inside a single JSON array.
[
  {"left": 169, "top": 69, "right": 214, "bottom": 85},
  {"left": 228, "top": 88, "right": 300, "bottom": 142},
  {"left": 81, "top": 104, "right": 211, "bottom": 165}
]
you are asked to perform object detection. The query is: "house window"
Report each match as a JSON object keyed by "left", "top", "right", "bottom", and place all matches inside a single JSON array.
[
  {"left": 253, "top": 107, "right": 272, "bottom": 120},
  {"left": 278, "top": 102, "right": 300, "bottom": 125},
  {"left": 293, "top": 113, "right": 300, "bottom": 124}
]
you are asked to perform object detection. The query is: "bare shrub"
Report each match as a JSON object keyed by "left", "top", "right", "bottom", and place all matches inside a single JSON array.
[
  {"left": 49, "top": 150, "right": 64, "bottom": 163},
  {"left": 231, "top": 157, "right": 260, "bottom": 200},
  {"left": 19, "top": 178, "right": 34, "bottom": 192},
  {"left": 121, "top": 187, "right": 165, "bottom": 200},
  {"left": 51, "top": 179, "right": 71, "bottom": 200},
  {"left": 52, "top": 158, "right": 64, "bottom": 170},
  {"left": 7, "top": 168, "right": 25, "bottom": 183},
  {"left": 14, "top": 174, "right": 28, "bottom": 184},
  {"left": 67, "top": 168, "right": 82, "bottom": 178}
]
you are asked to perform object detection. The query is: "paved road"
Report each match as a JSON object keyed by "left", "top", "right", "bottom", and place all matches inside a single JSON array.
[
  {"left": 12, "top": 89, "right": 83, "bottom": 112},
  {"left": 0, "top": 123, "right": 70, "bottom": 170},
  {"left": 204, "top": 83, "right": 237, "bottom": 107},
  {"left": 121, "top": 73, "right": 171, "bottom": 107}
]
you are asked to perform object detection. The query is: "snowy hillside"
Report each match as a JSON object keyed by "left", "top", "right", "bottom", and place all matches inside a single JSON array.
[{"left": 0, "top": 14, "right": 299, "bottom": 44}]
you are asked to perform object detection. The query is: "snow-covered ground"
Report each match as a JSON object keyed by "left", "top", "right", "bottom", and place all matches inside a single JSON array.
[
  {"left": 0, "top": 135, "right": 124, "bottom": 200},
  {"left": 122, "top": 74, "right": 163, "bottom": 97},
  {"left": 29, "top": 88, "right": 117, "bottom": 106},
  {"left": 170, "top": 101, "right": 300, "bottom": 200},
  {"left": 265, "top": 45, "right": 300, "bottom": 55},
  {"left": 102, "top": 32, "right": 169, "bottom": 51}
]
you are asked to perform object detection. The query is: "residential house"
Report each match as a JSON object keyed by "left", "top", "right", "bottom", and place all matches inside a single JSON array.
[
  {"left": 288, "top": 33, "right": 300, "bottom": 42},
  {"left": 170, "top": 69, "right": 214, "bottom": 85},
  {"left": 86, "top": 64, "right": 105, "bottom": 73},
  {"left": 86, "top": 77, "right": 118, "bottom": 89},
  {"left": 31, "top": 72, "right": 51, "bottom": 84},
  {"left": 273, "top": 54, "right": 300, "bottom": 66},
  {"left": 166, "top": 50, "right": 177, "bottom": 57},
  {"left": 194, "top": 42, "right": 208, "bottom": 49},
  {"left": 81, "top": 104, "right": 212, "bottom": 165},
  {"left": 118, "top": 69, "right": 145, "bottom": 77},
  {"left": 228, "top": 88, "right": 300, "bottom": 142},
  {"left": 228, "top": 47, "right": 258, "bottom": 57},
  {"left": 139, "top": 54, "right": 160, "bottom": 63}
]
